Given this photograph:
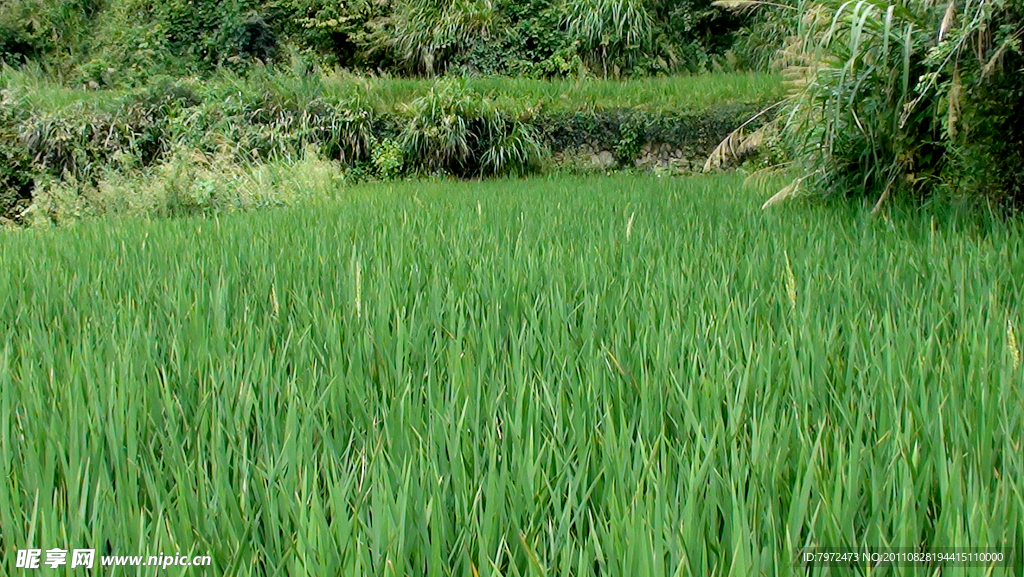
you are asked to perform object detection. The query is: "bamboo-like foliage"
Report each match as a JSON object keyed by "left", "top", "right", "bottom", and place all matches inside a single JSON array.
[
  {"left": 564, "top": 0, "right": 655, "bottom": 76},
  {"left": 714, "top": 0, "right": 1024, "bottom": 210},
  {"left": 371, "top": 0, "right": 499, "bottom": 75}
]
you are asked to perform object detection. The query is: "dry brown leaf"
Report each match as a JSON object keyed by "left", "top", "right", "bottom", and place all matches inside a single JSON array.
[
  {"left": 703, "top": 126, "right": 766, "bottom": 172},
  {"left": 762, "top": 179, "right": 800, "bottom": 209},
  {"left": 703, "top": 102, "right": 782, "bottom": 172}
]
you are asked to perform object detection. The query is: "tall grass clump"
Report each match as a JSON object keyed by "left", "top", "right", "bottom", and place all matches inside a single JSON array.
[
  {"left": 371, "top": 0, "right": 500, "bottom": 75},
  {"left": 564, "top": 0, "right": 655, "bottom": 76},
  {"left": 1, "top": 172, "right": 1023, "bottom": 575},
  {"left": 0, "top": 89, "right": 33, "bottom": 222},
  {"left": 400, "top": 80, "right": 547, "bottom": 177}
]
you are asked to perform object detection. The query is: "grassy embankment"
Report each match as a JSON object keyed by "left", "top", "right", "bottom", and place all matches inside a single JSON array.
[
  {"left": 1, "top": 68, "right": 783, "bottom": 222},
  {"left": 2, "top": 172, "right": 1022, "bottom": 575},
  {"left": 1, "top": 66, "right": 782, "bottom": 114}
]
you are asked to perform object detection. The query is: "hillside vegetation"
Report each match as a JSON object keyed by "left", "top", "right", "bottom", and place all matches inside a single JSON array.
[
  {"left": 1, "top": 67, "right": 782, "bottom": 223},
  {"left": 0, "top": 0, "right": 759, "bottom": 84},
  {"left": 720, "top": 0, "right": 1024, "bottom": 210}
]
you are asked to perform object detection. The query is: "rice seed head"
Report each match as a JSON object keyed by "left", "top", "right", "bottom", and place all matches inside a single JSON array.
[
  {"left": 784, "top": 251, "right": 797, "bottom": 309},
  {"left": 626, "top": 212, "right": 635, "bottom": 240},
  {"left": 1008, "top": 319, "right": 1020, "bottom": 370},
  {"left": 353, "top": 251, "right": 363, "bottom": 319}
]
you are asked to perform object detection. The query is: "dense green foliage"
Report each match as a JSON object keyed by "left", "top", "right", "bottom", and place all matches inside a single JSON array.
[
  {"left": 0, "top": 0, "right": 755, "bottom": 81},
  {"left": 2, "top": 173, "right": 1023, "bottom": 574},
  {"left": 0, "top": 98, "right": 34, "bottom": 221},
  {"left": 6, "top": 0, "right": 1021, "bottom": 210}
]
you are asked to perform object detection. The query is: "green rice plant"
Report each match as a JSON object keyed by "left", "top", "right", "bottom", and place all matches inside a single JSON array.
[{"left": 1, "top": 172, "right": 1022, "bottom": 575}]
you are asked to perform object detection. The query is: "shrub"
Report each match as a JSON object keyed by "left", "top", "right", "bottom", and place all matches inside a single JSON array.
[
  {"left": 26, "top": 144, "right": 343, "bottom": 221},
  {"left": 151, "top": 0, "right": 271, "bottom": 67},
  {"left": 2, "top": 0, "right": 758, "bottom": 78},
  {"left": 614, "top": 118, "right": 644, "bottom": 165},
  {"left": 466, "top": 0, "right": 582, "bottom": 77},
  {"left": 481, "top": 121, "right": 547, "bottom": 176},
  {"left": 370, "top": 136, "right": 406, "bottom": 179},
  {"left": 19, "top": 96, "right": 169, "bottom": 182},
  {"left": 0, "top": 91, "right": 34, "bottom": 222},
  {"left": 0, "top": 0, "right": 103, "bottom": 63},
  {"left": 0, "top": 22, "right": 39, "bottom": 64},
  {"left": 70, "top": 0, "right": 179, "bottom": 86},
  {"left": 399, "top": 81, "right": 481, "bottom": 174}
]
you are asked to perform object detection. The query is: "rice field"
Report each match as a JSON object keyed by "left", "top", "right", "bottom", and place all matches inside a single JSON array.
[{"left": 1, "top": 173, "right": 1022, "bottom": 576}]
